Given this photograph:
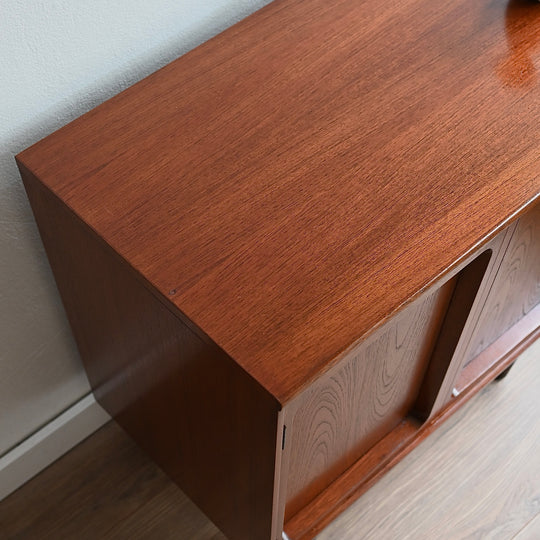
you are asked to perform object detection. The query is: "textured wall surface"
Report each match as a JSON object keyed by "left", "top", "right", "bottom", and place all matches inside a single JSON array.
[{"left": 0, "top": 0, "right": 269, "bottom": 456}]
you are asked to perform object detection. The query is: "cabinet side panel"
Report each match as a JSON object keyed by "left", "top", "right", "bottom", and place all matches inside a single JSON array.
[
  {"left": 463, "top": 203, "right": 540, "bottom": 365},
  {"left": 21, "top": 167, "right": 280, "bottom": 540},
  {"left": 284, "top": 278, "right": 456, "bottom": 519}
]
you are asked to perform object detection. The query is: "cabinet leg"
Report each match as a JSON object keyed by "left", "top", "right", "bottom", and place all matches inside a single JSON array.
[{"left": 495, "top": 362, "right": 516, "bottom": 381}]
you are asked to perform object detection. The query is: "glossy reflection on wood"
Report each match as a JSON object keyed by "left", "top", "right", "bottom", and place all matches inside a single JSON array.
[{"left": 498, "top": 0, "right": 540, "bottom": 88}]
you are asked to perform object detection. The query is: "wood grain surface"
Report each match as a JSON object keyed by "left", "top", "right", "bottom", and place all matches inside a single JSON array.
[
  {"left": 20, "top": 170, "right": 281, "bottom": 540},
  {"left": 457, "top": 302, "right": 540, "bottom": 392},
  {"left": 16, "top": 0, "right": 540, "bottom": 403},
  {"left": 412, "top": 250, "right": 492, "bottom": 419},
  {"left": 463, "top": 202, "right": 540, "bottom": 365},
  {"left": 284, "top": 278, "right": 455, "bottom": 519}
]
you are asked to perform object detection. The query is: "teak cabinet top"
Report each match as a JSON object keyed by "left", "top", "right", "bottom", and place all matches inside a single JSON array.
[{"left": 17, "top": 0, "right": 540, "bottom": 404}]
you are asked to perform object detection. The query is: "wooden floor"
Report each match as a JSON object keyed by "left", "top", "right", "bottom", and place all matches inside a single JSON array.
[{"left": 1, "top": 339, "right": 539, "bottom": 540}]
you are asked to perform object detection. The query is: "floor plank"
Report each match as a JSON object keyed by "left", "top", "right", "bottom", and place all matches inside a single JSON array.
[
  {"left": 513, "top": 513, "right": 540, "bottom": 540},
  {"left": 0, "top": 422, "right": 224, "bottom": 540},
  {"left": 0, "top": 339, "right": 539, "bottom": 540}
]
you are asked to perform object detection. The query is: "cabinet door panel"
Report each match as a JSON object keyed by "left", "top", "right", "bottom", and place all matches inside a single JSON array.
[
  {"left": 284, "top": 277, "right": 456, "bottom": 519},
  {"left": 463, "top": 204, "right": 540, "bottom": 366}
]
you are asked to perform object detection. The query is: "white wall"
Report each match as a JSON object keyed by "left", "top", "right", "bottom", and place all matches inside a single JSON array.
[{"left": 0, "top": 0, "right": 270, "bottom": 457}]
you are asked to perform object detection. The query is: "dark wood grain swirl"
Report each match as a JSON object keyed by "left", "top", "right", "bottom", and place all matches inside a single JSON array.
[{"left": 284, "top": 278, "right": 456, "bottom": 519}]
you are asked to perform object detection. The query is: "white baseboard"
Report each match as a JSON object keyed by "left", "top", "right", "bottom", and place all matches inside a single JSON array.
[{"left": 0, "top": 393, "right": 110, "bottom": 501}]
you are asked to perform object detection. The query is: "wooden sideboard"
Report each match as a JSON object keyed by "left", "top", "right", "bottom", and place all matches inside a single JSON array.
[{"left": 17, "top": 0, "right": 540, "bottom": 538}]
